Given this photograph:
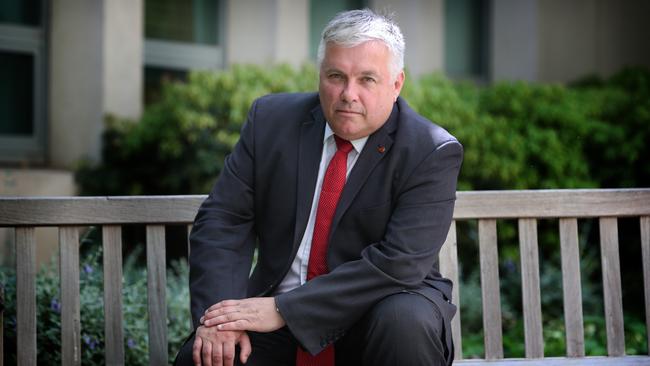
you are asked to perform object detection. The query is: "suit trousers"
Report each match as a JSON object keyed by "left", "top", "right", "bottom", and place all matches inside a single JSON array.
[{"left": 174, "top": 292, "right": 452, "bottom": 366}]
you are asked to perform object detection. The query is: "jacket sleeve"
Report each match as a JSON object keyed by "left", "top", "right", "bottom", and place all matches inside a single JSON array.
[
  {"left": 275, "top": 139, "right": 463, "bottom": 354},
  {"left": 188, "top": 100, "right": 259, "bottom": 329}
]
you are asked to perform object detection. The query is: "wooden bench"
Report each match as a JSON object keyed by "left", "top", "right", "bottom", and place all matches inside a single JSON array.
[{"left": 1, "top": 189, "right": 649, "bottom": 365}]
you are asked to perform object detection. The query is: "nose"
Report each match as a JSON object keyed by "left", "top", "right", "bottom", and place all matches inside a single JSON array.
[{"left": 340, "top": 81, "right": 358, "bottom": 103}]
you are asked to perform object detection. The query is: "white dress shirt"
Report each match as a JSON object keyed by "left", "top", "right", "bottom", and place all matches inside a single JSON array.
[{"left": 274, "top": 123, "right": 368, "bottom": 294}]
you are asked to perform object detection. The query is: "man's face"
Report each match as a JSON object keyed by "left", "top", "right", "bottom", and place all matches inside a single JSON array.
[{"left": 319, "top": 40, "right": 405, "bottom": 140}]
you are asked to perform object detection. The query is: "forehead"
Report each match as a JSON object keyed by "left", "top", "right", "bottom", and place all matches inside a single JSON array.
[{"left": 321, "top": 40, "right": 391, "bottom": 73}]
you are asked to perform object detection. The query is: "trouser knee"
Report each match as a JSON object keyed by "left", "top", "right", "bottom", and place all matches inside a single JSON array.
[{"left": 337, "top": 292, "right": 450, "bottom": 366}]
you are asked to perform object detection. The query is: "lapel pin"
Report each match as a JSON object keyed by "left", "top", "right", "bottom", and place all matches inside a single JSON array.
[{"left": 377, "top": 145, "right": 386, "bottom": 153}]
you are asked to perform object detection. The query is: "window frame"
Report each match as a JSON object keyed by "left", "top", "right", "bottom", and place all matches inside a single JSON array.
[
  {"left": 0, "top": 16, "right": 48, "bottom": 163},
  {"left": 143, "top": 0, "right": 225, "bottom": 72}
]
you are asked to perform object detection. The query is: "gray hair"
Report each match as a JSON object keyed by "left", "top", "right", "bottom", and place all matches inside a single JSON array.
[{"left": 317, "top": 9, "right": 405, "bottom": 78}]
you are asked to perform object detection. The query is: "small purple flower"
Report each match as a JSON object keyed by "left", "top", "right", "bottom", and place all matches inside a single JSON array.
[
  {"left": 83, "top": 264, "right": 93, "bottom": 274},
  {"left": 50, "top": 297, "right": 61, "bottom": 313},
  {"left": 83, "top": 335, "right": 98, "bottom": 350},
  {"left": 504, "top": 259, "right": 516, "bottom": 274},
  {"left": 127, "top": 338, "right": 136, "bottom": 349}
]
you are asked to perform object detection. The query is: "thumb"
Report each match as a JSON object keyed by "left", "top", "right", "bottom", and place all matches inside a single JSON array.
[{"left": 239, "top": 332, "right": 252, "bottom": 364}]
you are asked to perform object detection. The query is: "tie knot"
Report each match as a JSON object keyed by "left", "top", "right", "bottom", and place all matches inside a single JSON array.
[{"left": 334, "top": 135, "right": 353, "bottom": 154}]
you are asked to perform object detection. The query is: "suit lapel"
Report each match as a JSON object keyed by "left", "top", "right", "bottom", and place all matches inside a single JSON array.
[
  {"left": 292, "top": 106, "right": 326, "bottom": 249},
  {"left": 330, "top": 104, "right": 399, "bottom": 234}
]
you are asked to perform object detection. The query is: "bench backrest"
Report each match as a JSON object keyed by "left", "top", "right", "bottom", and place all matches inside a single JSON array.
[{"left": 1, "top": 189, "right": 649, "bottom": 365}]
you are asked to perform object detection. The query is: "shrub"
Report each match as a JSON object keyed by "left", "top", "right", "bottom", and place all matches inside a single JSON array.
[
  {"left": 76, "top": 64, "right": 318, "bottom": 195},
  {"left": 77, "top": 66, "right": 649, "bottom": 195}
]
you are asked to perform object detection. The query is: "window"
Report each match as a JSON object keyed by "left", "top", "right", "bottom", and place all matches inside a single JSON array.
[
  {"left": 309, "top": 0, "right": 366, "bottom": 61},
  {"left": 444, "top": 0, "right": 490, "bottom": 81},
  {"left": 144, "top": 0, "right": 223, "bottom": 104},
  {"left": 0, "top": 0, "right": 47, "bottom": 163}
]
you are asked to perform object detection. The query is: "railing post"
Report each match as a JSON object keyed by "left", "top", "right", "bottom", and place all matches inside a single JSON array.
[
  {"left": 103, "top": 225, "right": 125, "bottom": 366},
  {"left": 147, "top": 225, "right": 168, "bottom": 365},
  {"left": 1, "top": 282, "right": 4, "bottom": 366},
  {"left": 16, "top": 227, "right": 37, "bottom": 366},
  {"left": 60, "top": 227, "right": 82, "bottom": 366}
]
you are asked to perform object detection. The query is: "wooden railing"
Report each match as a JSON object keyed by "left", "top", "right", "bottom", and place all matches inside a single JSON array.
[{"left": 1, "top": 189, "right": 649, "bottom": 365}]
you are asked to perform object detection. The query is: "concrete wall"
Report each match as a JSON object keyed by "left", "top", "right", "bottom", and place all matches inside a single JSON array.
[
  {"left": 0, "top": 168, "right": 76, "bottom": 268},
  {"left": 492, "top": 0, "right": 650, "bottom": 83},
  {"left": 225, "top": 0, "right": 309, "bottom": 67},
  {"left": 491, "top": 0, "right": 538, "bottom": 81},
  {"left": 49, "top": 0, "right": 104, "bottom": 168},
  {"left": 49, "top": 0, "right": 143, "bottom": 169},
  {"left": 103, "top": 0, "right": 143, "bottom": 119},
  {"left": 372, "top": 0, "right": 445, "bottom": 78}
]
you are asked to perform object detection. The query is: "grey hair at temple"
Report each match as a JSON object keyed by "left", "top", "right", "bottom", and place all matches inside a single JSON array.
[{"left": 317, "top": 8, "right": 405, "bottom": 79}]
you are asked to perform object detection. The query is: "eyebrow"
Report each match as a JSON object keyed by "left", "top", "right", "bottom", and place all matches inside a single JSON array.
[{"left": 323, "top": 68, "right": 380, "bottom": 78}]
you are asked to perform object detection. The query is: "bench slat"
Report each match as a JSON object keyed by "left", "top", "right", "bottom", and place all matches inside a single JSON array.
[
  {"left": 2, "top": 189, "right": 650, "bottom": 226},
  {"left": 16, "top": 227, "right": 37, "bottom": 366},
  {"left": 60, "top": 227, "right": 81, "bottom": 366},
  {"left": 103, "top": 225, "right": 125, "bottom": 365},
  {"left": 454, "top": 189, "right": 650, "bottom": 219},
  {"left": 519, "top": 219, "right": 544, "bottom": 358},
  {"left": 454, "top": 355, "right": 650, "bottom": 365},
  {"left": 147, "top": 225, "right": 168, "bottom": 366},
  {"left": 559, "top": 218, "right": 585, "bottom": 357},
  {"left": 599, "top": 218, "right": 625, "bottom": 356},
  {"left": 439, "top": 221, "right": 462, "bottom": 360},
  {"left": 640, "top": 216, "right": 650, "bottom": 356},
  {"left": 479, "top": 219, "right": 503, "bottom": 359}
]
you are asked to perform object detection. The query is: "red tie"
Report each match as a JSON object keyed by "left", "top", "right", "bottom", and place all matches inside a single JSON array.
[{"left": 296, "top": 135, "right": 353, "bottom": 366}]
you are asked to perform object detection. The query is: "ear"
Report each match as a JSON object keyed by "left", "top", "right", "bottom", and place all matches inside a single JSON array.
[
  {"left": 392, "top": 70, "right": 405, "bottom": 102},
  {"left": 393, "top": 70, "right": 405, "bottom": 98}
]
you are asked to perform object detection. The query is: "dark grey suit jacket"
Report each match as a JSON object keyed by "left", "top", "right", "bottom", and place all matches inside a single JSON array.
[{"left": 189, "top": 92, "right": 463, "bottom": 355}]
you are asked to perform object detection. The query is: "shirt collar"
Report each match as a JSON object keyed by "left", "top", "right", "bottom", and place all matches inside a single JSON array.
[{"left": 324, "top": 123, "right": 368, "bottom": 154}]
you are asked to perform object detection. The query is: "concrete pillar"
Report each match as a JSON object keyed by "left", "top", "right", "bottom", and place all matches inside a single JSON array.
[
  {"left": 104, "top": 1, "right": 143, "bottom": 119},
  {"left": 371, "top": 0, "right": 445, "bottom": 78},
  {"left": 49, "top": 0, "right": 143, "bottom": 168},
  {"left": 275, "top": 0, "right": 309, "bottom": 66},
  {"left": 490, "top": 0, "right": 539, "bottom": 82},
  {"left": 537, "top": 0, "right": 598, "bottom": 82},
  {"left": 593, "top": 0, "right": 650, "bottom": 77},
  {"left": 225, "top": 0, "right": 309, "bottom": 67}
]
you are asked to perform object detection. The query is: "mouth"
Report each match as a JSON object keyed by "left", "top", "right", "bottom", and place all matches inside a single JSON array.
[{"left": 335, "top": 109, "right": 362, "bottom": 115}]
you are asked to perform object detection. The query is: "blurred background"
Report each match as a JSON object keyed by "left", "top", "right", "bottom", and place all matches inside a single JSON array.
[{"left": 1, "top": 0, "right": 650, "bottom": 363}]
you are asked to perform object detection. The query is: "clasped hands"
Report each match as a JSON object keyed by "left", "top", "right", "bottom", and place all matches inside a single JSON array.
[{"left": 192, "top": 297, "right": 285, "bottom": 366}]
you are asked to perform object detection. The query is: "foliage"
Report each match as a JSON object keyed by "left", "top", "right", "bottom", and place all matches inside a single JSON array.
[
  {"left": 0, "top": 229, "right": 192, "bottom": 365},
  {"left": 77, "top": 65, "right": 649, "bottom": 195},
  {"left": 76, "top": 64, "right": 318, "bottom": 195}
]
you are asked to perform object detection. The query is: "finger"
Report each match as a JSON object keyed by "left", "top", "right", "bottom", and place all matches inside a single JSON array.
[
  {"left": 204, "top": 312, "right": 244, "bottom": 327},
  {"left": 193, "top": 336, "right": 203, "bottom": 366},
  {"left": 202, "top": 338, "right": 213, "bottom": 366},
  {"left": 212, "top": 341, "right": 224, "bottom": 366},
  {"left": 223, "top": 340, "right": 236, "bottom": 366},
  {"left": 239, "top": 332, "right": 252, "bottom": 364},
  {"left": 199, "top": 307, "right": 240, "bottom": 324},
  {"left": 207, "top": 299, "right": 240, "bottom": 312},
  {"left": 216, "top": 320, "right": 250, "bottom": 332}
]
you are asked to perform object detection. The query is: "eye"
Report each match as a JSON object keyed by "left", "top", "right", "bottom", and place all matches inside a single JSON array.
[
  {"left": 361, "top": 76, "right": 376, "bottom": 83},
  {"left": 328, "top": 73, "right": 343, "bottom": 80}
]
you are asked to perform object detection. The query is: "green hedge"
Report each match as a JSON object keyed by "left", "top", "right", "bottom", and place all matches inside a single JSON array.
[{"left": 76, "top": 65, "right": 650, "bottom": 195}]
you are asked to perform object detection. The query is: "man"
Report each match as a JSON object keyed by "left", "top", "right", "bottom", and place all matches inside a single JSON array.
[{"left": 175, "top": 9, "right": 463, "bottom": 366}]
